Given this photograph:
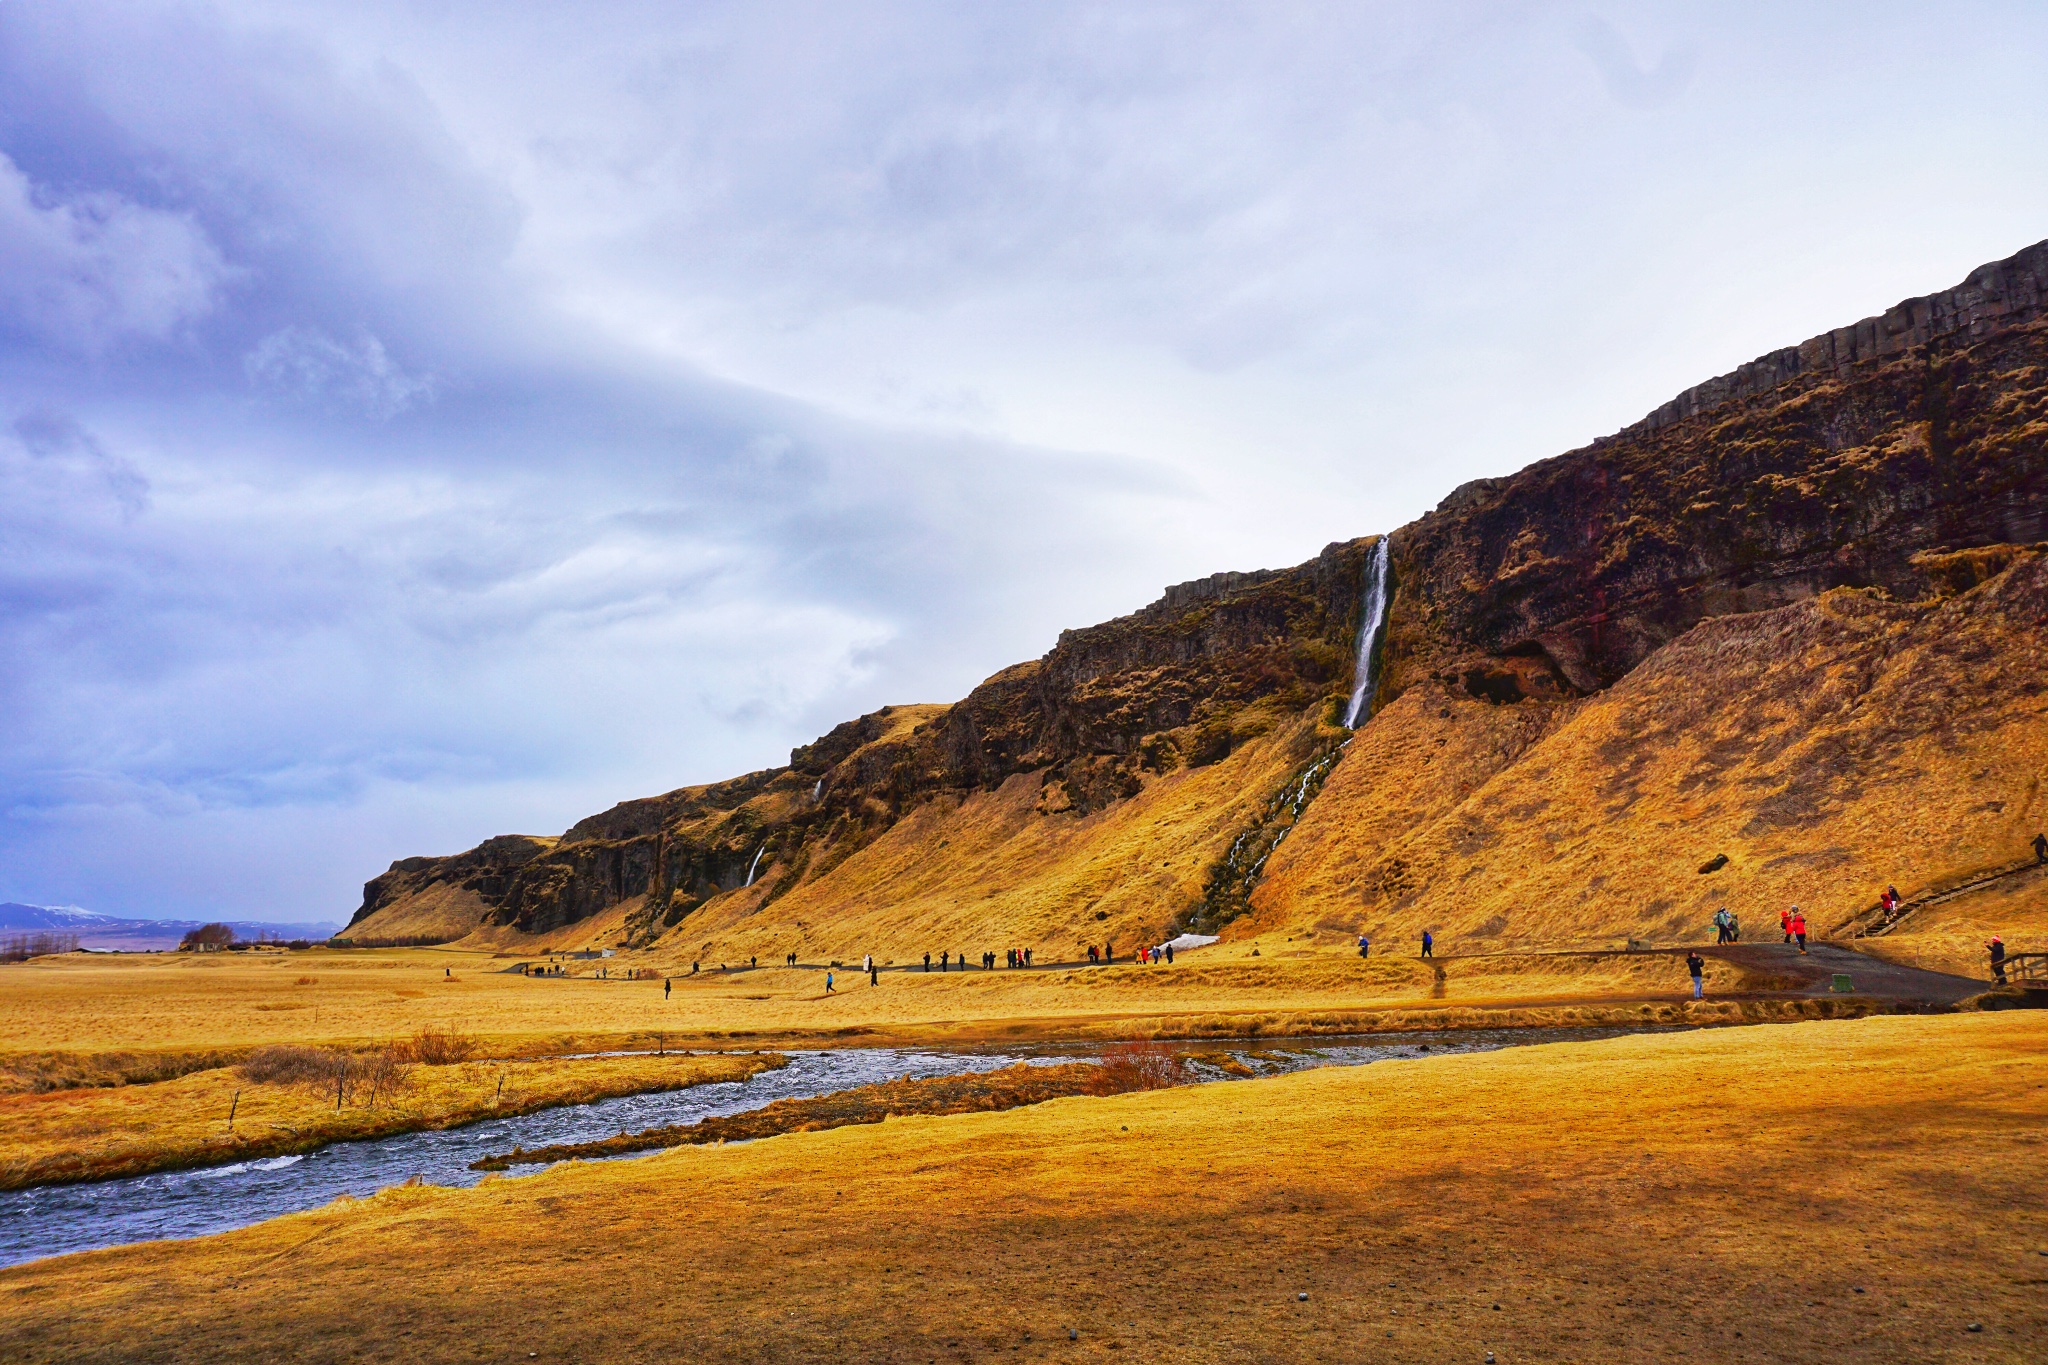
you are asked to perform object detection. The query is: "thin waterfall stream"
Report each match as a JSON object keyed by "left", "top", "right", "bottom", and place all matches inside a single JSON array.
[{"left": 1341, "top": 537, "right": 1392, "bottom": 728}]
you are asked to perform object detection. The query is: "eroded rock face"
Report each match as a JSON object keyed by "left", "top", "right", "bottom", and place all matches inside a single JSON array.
[
  {"left": 1386, "top": 288, "right": 2048, "bottom": 703},
  {"left": 354, "top": 239, "right": 2048, "bottom": 947}
]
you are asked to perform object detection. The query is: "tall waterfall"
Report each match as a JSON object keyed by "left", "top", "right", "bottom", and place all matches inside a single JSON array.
[
  {"left": 1341, "top": 537, "right": 1392, "bottom": 729},
  {"left": 744, "top": 845, "right": 766, "bottom": 887}
]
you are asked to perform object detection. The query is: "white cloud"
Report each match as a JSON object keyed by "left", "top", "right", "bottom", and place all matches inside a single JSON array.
[
  {"left": 0, "top": 151, "right": 229, "bottom": 350},
  {"left": 245, "top": 326, "right": 435, "bottom": 418}
]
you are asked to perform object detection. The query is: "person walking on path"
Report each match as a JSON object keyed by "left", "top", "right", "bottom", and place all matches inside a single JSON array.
[
  {"left": 663, "top": 977, "right": 671, "bottom": 1000},
  {"left": 1987, "top": 935, "right": 2007, "bottom": 984},
  {"left": 1729, "top": 911, "right": 1741, "bottom": 943},
  {"left": 1165, "top": 943, "right": 1174, "bottom": 964},
  {"left": 1686, "top": 950, "right": 1705, "bottom": 1000},
  {"left": 1780, "top": 908, "right": 1793, "bottom": 944},
  {"left": 825, "top": 970, "right": 835, "bottom": 993},
  {"left": 1421, "top": 930, "right": 1434, "bottom": 958},
  {"left": 1713, "top": 908, "right": 1731, "bottom": 944},
  {"left": 2035, "top": 832, "right": 2047, "bottom": 864},
  {"left": 869, "top": 960, "right": 879, "bottom": 986},
  {"left": 923, "top": 952, "right": 931, "bottom": 973},
  {"left": 1791, "top": 908, "right": 1808, "bottom": 954}
]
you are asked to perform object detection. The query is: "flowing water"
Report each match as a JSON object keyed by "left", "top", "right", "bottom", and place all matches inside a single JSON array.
[
  {"left": 0, "top": 1024, "right": 1666, "bottom": 1267},
  {"left": 1341, "top": 536, "right": 1392, "bottom": 729}
]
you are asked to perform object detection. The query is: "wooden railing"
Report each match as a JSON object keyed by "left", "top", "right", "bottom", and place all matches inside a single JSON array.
[{"left": 2000, "top": 951, "right": 2048, "bottom": 985}]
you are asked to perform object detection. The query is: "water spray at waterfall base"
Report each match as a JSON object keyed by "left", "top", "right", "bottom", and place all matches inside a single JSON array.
[{"left": 1341, "top": 538, "right": 1392, "bottom": 729}]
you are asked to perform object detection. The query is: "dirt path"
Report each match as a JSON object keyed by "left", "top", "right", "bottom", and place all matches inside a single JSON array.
[{"left": 1707, "top": 941, "right": 1989, "bottom": 1005}]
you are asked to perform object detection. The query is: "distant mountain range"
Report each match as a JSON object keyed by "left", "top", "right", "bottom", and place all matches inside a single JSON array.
[{"left": 0, "top": 904, "right": 341, "bottom": 951}]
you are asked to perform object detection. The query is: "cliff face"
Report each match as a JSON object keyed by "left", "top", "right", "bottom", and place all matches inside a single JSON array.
[
  {"left": 348, "top": 542, "right": 1375, "bottom": 942},
  {"left": 1386, "top": 239, "right": 2048, "bottom": 703},
  {"left": 351, "top": 238, "right": 2048, "bottom": 953}
]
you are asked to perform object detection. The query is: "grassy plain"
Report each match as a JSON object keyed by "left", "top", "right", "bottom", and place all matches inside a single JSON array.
[
  {"left": 4, "top": 1011, "right": 2042, "bottom": 1363},
  {"left": 0, "top": 940, "right": 1879, "bottom": 1059},
  {"left": 0, "top": 1050, "right": 778, "bottom": 1191}
]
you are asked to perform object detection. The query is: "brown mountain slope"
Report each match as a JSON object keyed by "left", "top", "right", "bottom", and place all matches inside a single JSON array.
[
  {"left": 349, "top": 239, "right": 2048, "bottom": 959},
  {"left": 1254, "top": 549, "right": 2048, "bottom": 950}
]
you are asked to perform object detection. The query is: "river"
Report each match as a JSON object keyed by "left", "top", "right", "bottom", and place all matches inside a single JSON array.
[{"left": 0, "top": 1025, "right": 1665, "bottom": 1267}]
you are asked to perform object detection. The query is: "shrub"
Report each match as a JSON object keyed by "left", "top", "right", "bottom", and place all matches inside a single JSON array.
[
  {"left": 358, "top": 1046, "right": 415, "bottom": 1107},
  {"left": 404, "top": 1024, "right": 481, "bottom": 1066},
  {"left": 238, "top": 1044, "right": 349, "bottom": 1088},
  {"left": 295, "top": 976, "right": 317, "bottom": 986},
  {"left": 1085, "top": 1039, "right": 1192, "bottom": 1095},
  {"left": 180, "top": 923, "right": 236, "bottom": 950}
]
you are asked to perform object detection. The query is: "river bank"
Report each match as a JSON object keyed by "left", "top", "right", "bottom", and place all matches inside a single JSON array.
[
  {"left": 5, "top": 1011, "right": 2040, "bottom": 1363},
  {"left": 0, "top": 1051, "right": 781, "bottom": 1192}
]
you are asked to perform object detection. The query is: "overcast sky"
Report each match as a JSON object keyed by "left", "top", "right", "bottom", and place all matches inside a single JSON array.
[{"left": 4, "top": 1, "right": 2045, "bottom": 923}]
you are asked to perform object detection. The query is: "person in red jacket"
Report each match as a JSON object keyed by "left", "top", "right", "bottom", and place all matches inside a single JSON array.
[
  {"left": 1790, "top": 908, "right": 1808, "bottom": 954},
  {"left": 1780, "top": 908, "right": 1793, "bottom": 944}
]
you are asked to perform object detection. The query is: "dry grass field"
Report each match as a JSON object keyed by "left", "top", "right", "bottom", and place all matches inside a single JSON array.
[
  {"left": 0, "top": 939, "right": 1886, "bottom": 1061},
  {"left": 3, "top": 1011, "right": 2041, "bottom": 1364},
  {"left": 0, "top": 1049, "right": 778, "bottom": 1191}
]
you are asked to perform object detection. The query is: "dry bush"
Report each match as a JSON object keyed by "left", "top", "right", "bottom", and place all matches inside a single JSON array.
[
  {"left": 404, "top": 1024, "right": 481, "bottom": 1066},
  {"left": 0, "top": 1049, "right": 243, "bottom": 1096},
  {"left": 294, "top": 976, "right": 317, "bottom": 986},
  {"left": 1085, "top": 1039, "right": 1192, "bottom": 1095},
  {"left": 358, "top": 1046, "right": 415, "bottom": 1107},
  {"left": 237, "top": 1044, "right": 349, "bottom": 1088}
]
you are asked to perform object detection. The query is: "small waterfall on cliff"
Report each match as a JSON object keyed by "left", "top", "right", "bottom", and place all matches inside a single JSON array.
[
  {"left": 744, "top": 845, "right": 765, "bottom": 887},
  {"left": 811, "top": 779, "right": 823, "bottom": 803},
  {"left": 1341, "top": 537, "right": 1392, "bottom": 729}
]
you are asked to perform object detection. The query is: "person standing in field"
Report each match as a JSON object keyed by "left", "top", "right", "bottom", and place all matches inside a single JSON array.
[
  {"left": 1987, "top": 935, "right": 2007, "bottom": 984},
  {"left": 2035, "top": 832, "right": 2047, "bottom": 864},
  {"left": 663, "top": 977, "right": 671, "bottom": 1000},
  {"left": 1686, "top": 950, "right": 1705, "bottom": 1000},
  {"left": 923, "top": 952, "right": 931, "bottom": 972},
  {"left": 1790, "top": 908, "right": 1808, "bottom": 954},
  {"left": 1165, "top": 943, "right": 1174, "bottom": 964}
]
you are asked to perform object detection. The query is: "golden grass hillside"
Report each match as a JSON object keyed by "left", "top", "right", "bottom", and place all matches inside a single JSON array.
[
  {"left": 5, "top": 1012, "right": 2041, "bottom": 1363},
  {"left": 1256, "top": 554, "right": 2048, "bottom": 949},
  {"left": 475, "top": 548, "right": 2048, "bottom": 965},
  {"left": 404, "top": 554, "right": 2048, "bottom": 974}
]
